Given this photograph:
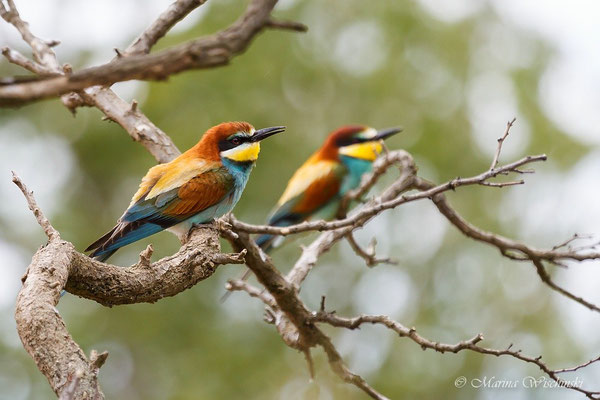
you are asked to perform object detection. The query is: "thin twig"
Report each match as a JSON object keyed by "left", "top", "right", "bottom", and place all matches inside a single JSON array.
[
  {"left": 490, "top": 118, "right": 516, "bottom": 171},
  {"left": 231, "top": 153, "right": 548, "bottom": 237},
  {"left": 345, "top": 233, "right": 397, "bottom": 267},
  {"left": 11, "top": 172, "right": 59, "bottom": 240},
  {"left": 1, "top": 47, "right": 53, "bottom": 74},
  {"left": 313, "top": 311, "right": 600, "bottom": 399}
]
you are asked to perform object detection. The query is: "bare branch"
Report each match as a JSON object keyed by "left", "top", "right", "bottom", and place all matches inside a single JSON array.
[
  {"left": 552, "top": 233, "right": 594, "bottom": 251},
  {"left": 479, "top": 179, "right": 524, "bottom": 187},
  {"left": 225, "top": 278, "right": 277, "bottom": 308},
  {"left": 1, "top": 46, "right": 52, "bottom": 74},
  {"left": 16, "top": 238, "right": 105, "bottom": 399},
  {"left": 490, "top": 117, "right": 516, "bottom": 170},
  {"left": 313, "top": 311, "right": 600, "bottom": 399},
  {"left": 0, "top": 0, "right": 60, "bottom": 69},
  {"left": 80, "top": 89, "right": 180, "bottom": 163},
  {"left": 225, "top": 231, "right": 390, "bottom": 399},
  {"left": 416, "top": 178, "right": 600, "bottom": 312},
  {"left": 345, "top": 234, "right": 397, "bottom": 267},
  {"left": 11, "top": 171, "right": 59, "bottom": 240},
  {"left": 531, "top": 258, "right": 600, "bottom": 312},
  {"left": 230, "top": 153, "right": 547, "bottom": 237},
  {"left": 265, "top": 18, "right": 308, "bottom": 32},
  {"left": 213, "top": 249, "right": 247, "bottom": 265},
  {"left": 0, "top": 0, "right": 306, "bottom": 106},
  {"left": 554, "top": 355, "right": 600, "bottom": 374},
  {"left": 126, "top": 0, "right": 208, "bottom": 56}
]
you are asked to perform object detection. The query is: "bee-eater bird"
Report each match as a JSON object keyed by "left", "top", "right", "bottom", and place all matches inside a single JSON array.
[
  {"left": 254, "top": 125, "right": 402, "bottom": 252},
  {"left": 86, "top": 121, "right": 285, "bottom": 262}
]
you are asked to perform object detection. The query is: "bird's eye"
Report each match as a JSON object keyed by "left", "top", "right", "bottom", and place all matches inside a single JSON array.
[{"left": 231, "top": 137, "right": 242, "bottom": 146}]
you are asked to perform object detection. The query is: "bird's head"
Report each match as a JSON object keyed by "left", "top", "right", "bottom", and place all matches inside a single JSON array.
[
  {"left": 197, "top": 122, "right": 285, "bottom": 162},
  {"left": 320, "top": 125, "right": 402, "bottom": 161}
]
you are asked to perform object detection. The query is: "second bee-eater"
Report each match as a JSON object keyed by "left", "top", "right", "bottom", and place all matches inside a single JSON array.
[
  {"left": 255, "top": 124, "right": 402, "bottom": 252},
  {"left": 86, "top": 121, "right": 285, "bottom": 262}
]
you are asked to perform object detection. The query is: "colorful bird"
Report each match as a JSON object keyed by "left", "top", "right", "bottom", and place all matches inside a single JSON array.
[
  {"left": 254, "top": 125, "right": 402, "bottom": 252},
  {"left": 86, "top": 121, "right": 285, "bottom": 262}
]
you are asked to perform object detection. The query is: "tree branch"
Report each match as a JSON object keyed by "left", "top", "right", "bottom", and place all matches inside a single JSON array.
[
  {"left": 223, "top": 229, "right": 389, "bottom": 399},
  {"left": 0, "top": 0, "right": 306, "bottom": 106},
  {"left": 13, "top": 175, "right": 237, "bottom": 397},
  {"left": 229, "top": 153, "right": 547, "bottom": 236},
  {"left": 313, "top": 309, "right": 600, "bottom": 399},
  {"left": 11, "top": 171, "right": 59, "bottom": 240},
  {"left": 126, "top": 0, "right": 208, "bottom": 56}
]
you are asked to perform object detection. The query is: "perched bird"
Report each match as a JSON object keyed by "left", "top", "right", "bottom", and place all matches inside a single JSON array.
[
  {"left": 86, "top": 122, "right": 285, "bottom": 262},
  {"left": 255, "top": 125, "right": 402, "bottom": 252},
  {"left": 220, "top": 125, "right": 400, "bottom": 302}
]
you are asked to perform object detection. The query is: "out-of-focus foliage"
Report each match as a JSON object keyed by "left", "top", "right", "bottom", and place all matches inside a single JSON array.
[{"left": 1, "top": 1, "right": 598, "bottom": 399}]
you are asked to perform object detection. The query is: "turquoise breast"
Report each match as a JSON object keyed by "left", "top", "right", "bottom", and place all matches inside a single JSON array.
[{"left": 339, "top": 155, "right": 373, "bottom": 195}]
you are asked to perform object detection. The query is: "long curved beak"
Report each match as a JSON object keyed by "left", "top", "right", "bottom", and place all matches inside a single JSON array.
[
  {"left": 372, "top": 127, "right": 403, "bottom": 141},
  {"left": 251, "top": 126, "right": 286, "bottom": 142}
]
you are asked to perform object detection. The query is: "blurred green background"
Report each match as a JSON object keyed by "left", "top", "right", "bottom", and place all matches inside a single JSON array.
[{"left": 1, "top": 0, "right": 599, "bottom": 399}]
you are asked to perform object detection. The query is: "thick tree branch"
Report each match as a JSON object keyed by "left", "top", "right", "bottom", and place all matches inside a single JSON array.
[
  {"left": 224, "top": 230, "right": 389, "bottom": 399},
  {"left": 13, "top": 174, "right": 239, "bottom": 397},
  {"left": 16, "top": 239, "right": 104, "bottom": 399},
  {"left": 0, "top": 0, "right": 306, "bottom": 106}
]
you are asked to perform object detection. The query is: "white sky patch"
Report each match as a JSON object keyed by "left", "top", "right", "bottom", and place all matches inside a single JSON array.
[
  {"left": 470, "top": 20, "right": 537, "bottom": 72},
  {"left": 490, "top": 0, "right": 600, "bottom": 145},
  {"left": 499, "top": 151, "right": 600, "bottom": 347},
  {"left": 0, "top": 119, "right": 75, "bottom": 237},
  {"left": 413, "top": 0, "right": 600, "bottom": 145},
  {"left": 352, "top": 267, "right": 415, "bottom": 320},
  {"left": 332, "top": 20, "right": 387, "bottom": 77},
  {"left": 111, "top": 81, "right": 149, "bottom": 104},
  {"left": 93, "top": 341, "right": 135, "bottom": 397},
  {"left": 384, "top": 201, "right": 447, "bottom": 264},
  {"left": 336, "top": 326, "right": 393, "bottom": 377},
  {"left": 415, "top": 0, "right": 483, "bottom": 23},
  {"left": 467, "top": 70, "right": 530, "bottom": 159},
  {"left": 0, "top": 0, "right": 207, "bottom": 65},
  {"left": 500, "top": 150, "right": 600, "bottom": 240},
  {"left": 0, "top": 240, "right": 27, "bottom": 309},
  {"left": 274, "top": 0, "right": 299, "bottom": 12}
]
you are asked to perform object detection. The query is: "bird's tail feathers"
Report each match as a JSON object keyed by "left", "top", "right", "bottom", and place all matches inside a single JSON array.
[{"left": 86, "top": 221, "right": 163, "bottom": 262}]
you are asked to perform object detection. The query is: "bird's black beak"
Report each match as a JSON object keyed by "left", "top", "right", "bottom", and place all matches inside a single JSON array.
[
  {"left": 251, "top": 126, "right": 286, "bottom": 142},
  {"left": 371, "top": 127, "right": 403, "bottom": 141}
]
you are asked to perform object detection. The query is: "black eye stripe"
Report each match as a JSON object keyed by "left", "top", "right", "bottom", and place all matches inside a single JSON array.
[
  {"left": 337, "top": 137, "right": 363, "bottom": 147},
  {"left": 218, "top": 134, "right": 250, "bottom": 152}
]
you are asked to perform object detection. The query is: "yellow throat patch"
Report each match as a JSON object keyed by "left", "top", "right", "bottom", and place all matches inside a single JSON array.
[
  {"left": 339, "top": 141, "right": 383, "bottom": 161},
  {"left": 223, "top": 142, "right": 261, "bottom": 162}
]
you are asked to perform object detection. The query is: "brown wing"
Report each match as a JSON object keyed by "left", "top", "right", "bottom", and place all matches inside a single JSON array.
[{"left": 162, "top": 169, "right": 234, "bottom": 218}]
